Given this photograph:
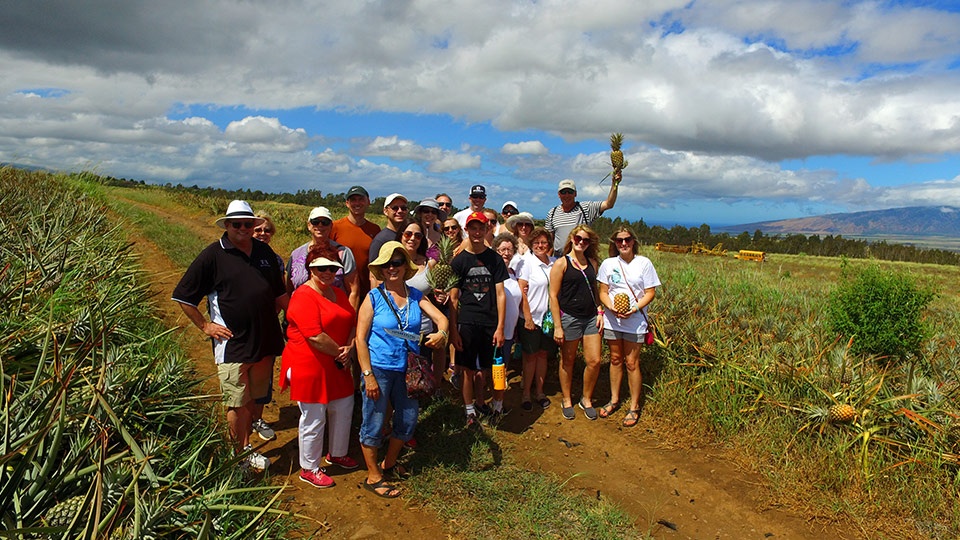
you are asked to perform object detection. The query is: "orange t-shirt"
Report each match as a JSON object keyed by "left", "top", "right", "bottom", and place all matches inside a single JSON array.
[{"left": 330, "top": 217, "right": 380, "bottom": 297}]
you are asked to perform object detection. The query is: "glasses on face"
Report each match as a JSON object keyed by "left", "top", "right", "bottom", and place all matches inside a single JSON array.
[
  {"left": 469, "top": 195, "right": 486, "bottom": 200},
  {"left": 437, "top": 201, "right": 452, "bottom": 208},
  {"left": 309, "top": 217, "right": 332, "bottom": 227},
  {"left": 502, "top": 209, "right": 517, "bottom": 216},
  {"left": 419, "top": 208, "right": 438, "bottom": 215},
  {"left": 254, "top": 227, "right": 273, "bottom": 234},
  {"left": 230, "top": 221, "right": 255, "bottom": 229},
  {"left": 312, "top": 265, "right": 339, "bottom": 273},
  {"left": 402, "top": 231, "right": 424, "bottom": 240},
  {"left": 389, "top": 205, "right": 408, "bottom": 212},
  {"left": 384, "top": 259, "right": 406, "bottom": 269},
  {"left": 496, "top": 247, "right": 515, "bottom": 256},
  {"left": 615, "top": 237, "right": 634, "bottom": 245},
  {"left": 532, "top": 240, "right": 550, "bottom": 247},
  {"left": 443, "top": 225, "right": 460, "bottom": 232},
  {"left": 559, "top": 189, "right": 575, "bottom": 195},
  {"left": 572, "top": 235, "right": 591, "bottom": 245},
  {"left": 517, "top": 222, "right": 532, "bottom": 229}
]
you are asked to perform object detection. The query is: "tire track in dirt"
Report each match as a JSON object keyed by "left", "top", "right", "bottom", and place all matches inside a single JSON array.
[{"left": 114, "top": 192, "right": 867, "bottom": 539}]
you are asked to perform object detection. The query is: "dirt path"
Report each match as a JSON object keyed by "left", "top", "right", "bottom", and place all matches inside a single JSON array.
[{"left": 114, "top": 192, "right": 865, "bottom": 539}]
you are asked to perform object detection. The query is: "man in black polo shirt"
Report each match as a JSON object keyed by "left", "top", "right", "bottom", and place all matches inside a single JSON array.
[{"left": 173, "top": 200, "right": 288, "bottom": 471}]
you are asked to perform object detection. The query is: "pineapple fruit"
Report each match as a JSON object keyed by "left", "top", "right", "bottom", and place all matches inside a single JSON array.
[
  {"left": 828, "top": 403, "right": 857, "bottom": 424},
  {"left": 44, "top": 495, "right": 84, "bottom": 528},
  {"left": 427, "top": 236, "right": 457, "bottom": 292},
  {"left": 609, "top": 133, "right": 628, "bottom": 172},
  {"left": 613, "top": 293, "right": 631, "bottom": 314}
]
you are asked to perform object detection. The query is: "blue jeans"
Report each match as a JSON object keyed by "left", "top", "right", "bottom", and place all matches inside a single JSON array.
[{"left": 359, "top": 366, "right": 419, "bottom": 447}]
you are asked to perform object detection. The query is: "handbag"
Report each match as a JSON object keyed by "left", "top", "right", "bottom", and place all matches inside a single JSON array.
[
  {"left": 618, "top": 259, "right": 656, "bottom": 345},
  {"left": 378, "top": 287, "right": 436, "bottom": 399}
]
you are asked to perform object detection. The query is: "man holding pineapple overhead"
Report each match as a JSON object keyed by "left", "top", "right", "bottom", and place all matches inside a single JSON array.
[
  {"left": 448, "top": 211, "right": 509, "bottom": 427},
  {"left": 545, "top": 133, "right": 627, "bottom": 254}
]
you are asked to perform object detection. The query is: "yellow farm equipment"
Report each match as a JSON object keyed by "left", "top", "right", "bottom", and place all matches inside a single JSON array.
[
  {"left": 654, "top": 242, "right": 691, "bottom": 254},
  {"left": 690, "top": 242, "right": 727, "bottom": 257}
]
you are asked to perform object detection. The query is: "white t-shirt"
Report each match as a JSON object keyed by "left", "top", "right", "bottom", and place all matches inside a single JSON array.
[
  {"left": 518, "top": 254, "right": 556, "bottom": 327},
  {"left": 597, "top": 255, "right": 661, "bottom": 335},
  {"left": 503, "top": 275, "right": 522, "bottom": 341},
  {"left": 454, "top": 207, "right": 501, "bottom": 239}
]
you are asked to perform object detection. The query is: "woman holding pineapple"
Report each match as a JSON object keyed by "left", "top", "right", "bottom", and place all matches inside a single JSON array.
[
  {"left": 549, "top": 225, "right": 603, "bottom": 421},
  {"left": 597, "top": 226, "right": 661, "bottom": 428}
]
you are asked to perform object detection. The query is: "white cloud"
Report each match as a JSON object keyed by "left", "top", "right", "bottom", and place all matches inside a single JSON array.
[{"left": 502, "top": 141, "right": 548, "bottom": 155}]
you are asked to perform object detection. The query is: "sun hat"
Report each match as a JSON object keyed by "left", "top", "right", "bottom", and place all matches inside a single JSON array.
[
  {"left": 346, "top": 185, "right": 369, "bottom": 198},
  {"left": 384, "top": 193, "right": 407, "bottom": 208},
  {"left": 558, "top": 179, "right": 577, "bottom": 192},
  {"left": 369, "top": 241, "right": 418, "bottom": 281},
  {"left": 216, "top": 200, "right": 264, "bottom": 229},
  {"left": 308, "top": 207, "right": 333, "bottom": 221},
  {"left": 465, "top": 211, "right": 489, "bottom": 226},
  {"left": 415, "top": 198, "right": 447, "bottom": 221},
  {"left": 505, "top": 211, "right": 534, "bottom": 231},
  {"left": 308, "top": 256, "right": 343, "bottom": 270},
  {"left": 501, "top": 201, "right": 519, "bottom": 213}
]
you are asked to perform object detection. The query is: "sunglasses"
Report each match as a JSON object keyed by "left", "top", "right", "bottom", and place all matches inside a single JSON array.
[
  {"left": 559, "top": 189, "right": 575, "bottom": 195},
  {"left": 419, "top": 208, "right": 438, "bottom": 214},
  {"left": 516, "top": 222, "right": 533, "bottom": 229},
  {"left": 437, "top": 202, "right": 452, "bottom": 207},
  {"left": 502, "top": 209, "right": 517, "bottom": 216},
  {"left": 389, "top": 205, "right": 408, "bottom": 212},
  {"left": 443, "top": 225, "right": 460, "bottom": 231},
  {"left": 402, "top": 231, "right": 424, "bottom": 240},
  {"left": 230, "top": 221, "right": 255, "bottom": 229},
  {"left": 254, "top": 227, "right": 273, "bottom": 234},
  {"left": 312, "top": 265, "right": 339, "bottom": 273},
  {"left": 572, "top": 235, "right": 591, "bottom": 244},
  {"left": 615, "top": 237, "right": 634, "bottom": 244},
  {"left": 309, "top": 217, "right": 332, "bottom": 227},
  {"left": 469, "top": 195, "right": 486, "bottom": 200},
  {"left": 384, "top": 258, "right": 407, "bottom": 269}
]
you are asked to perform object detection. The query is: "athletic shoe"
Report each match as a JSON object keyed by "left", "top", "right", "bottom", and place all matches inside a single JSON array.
[
  {"left": 465, "top": 413, "right": 479, "bottom": 429},
  {"left": 299, "top": 468, "right": 335, "bottom": 488},
  {"left": 324, "top": 453, "right": 359, "bottom": 469},
  {"left": 476, "top": 403, "right": 494, "bottom": 418},
  {"left": 252, "top": 419, "right": 276, "bottom": 441},
  {"left": 482, "top": 409, "right": 508, "bottom": 427},
  {"left": 242, "top": 445, "right": 270, "bottom": 471}
]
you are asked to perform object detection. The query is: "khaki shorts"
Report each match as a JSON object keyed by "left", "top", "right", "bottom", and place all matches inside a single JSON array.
[{"left": 218, "top": 359, "right": 272, "bottom": 408}]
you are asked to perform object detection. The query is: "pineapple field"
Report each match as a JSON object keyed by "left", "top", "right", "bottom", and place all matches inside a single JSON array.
[{"left": 5, "top": 165, "right": 959, "bottom": 539}]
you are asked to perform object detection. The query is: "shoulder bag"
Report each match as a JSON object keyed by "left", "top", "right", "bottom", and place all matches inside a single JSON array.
[{"left": 377, "top": 286, "right": 436, "bottom": 399}]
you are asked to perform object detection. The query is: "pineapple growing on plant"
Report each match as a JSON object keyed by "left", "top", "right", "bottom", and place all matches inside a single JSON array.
[
  {"left": 427, "top": 236, "right": 457, "bottom": 292},
  {"left": 613, "top": 293, "right": 631, "bottom": 314},
  {"left": 828, "top": 403, "right": 857, "bottom": 424},
  {"left": 609, "top": 132, "right": 628, "bottom": 174}
]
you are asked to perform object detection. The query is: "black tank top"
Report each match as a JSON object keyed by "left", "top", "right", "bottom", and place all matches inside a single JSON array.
[{"left": 558, "top": 255, "right": 597, "bottom": 318}]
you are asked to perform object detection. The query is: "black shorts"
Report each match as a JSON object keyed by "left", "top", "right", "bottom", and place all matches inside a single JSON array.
[{"left": 456, "top": 324, "right": 496, "bottom": 371}]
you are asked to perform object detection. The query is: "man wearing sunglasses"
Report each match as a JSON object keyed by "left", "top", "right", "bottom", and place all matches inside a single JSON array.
[
  {"left": 173, "top": 200, "right": 287, "bottom": 472},
  {"left": 544, "top": 170, "right": 622, "bottom": 255},
  {"left": 452, "top": 185, "right": 489, "bottom": 238},
  {"left": 368, "top": 193, "right": 410, "bottom": 283}
]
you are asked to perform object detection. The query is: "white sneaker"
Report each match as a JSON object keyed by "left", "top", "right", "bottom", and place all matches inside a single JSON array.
[
  {"left": 252, "top": 419, "right": 276, "bottom": 440},
  {"left": 242, "top": 445, "right": 270, "bottom": 471}
]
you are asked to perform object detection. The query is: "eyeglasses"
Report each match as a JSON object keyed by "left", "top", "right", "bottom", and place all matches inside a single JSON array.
[
  {"left": 402, "top": 231, "right": 424, "bottom": 240},
  {"left": 230, "top": 221, "right": 255, "bottom": 229},
  {"left": 443, "top": 225, "right": 460, "bottom": 232},
  {"left": 384, "top": 259, "right": 407, "bottom": 268},
  {"left": 614, "top": 237, "right": 634, "bottom": 244},
  {"left": 389, "top": 205, "right": 408, "bottom": 212},
  {"left": 309, "top": 217, "right": 332, "bottom": 227},
  {"left": 532, "top": 240, "right": 550, "bottom": 247},
  {"left": 572, "top": 235, "right": 591, "bottom": 245},
  {"left": 254, "top": 227, "right": 273, "bottom": 234},
  {"left": 419, "top": 208, "right": 438, "bottom": 215},
  {"left": 496, "top": 247, "right": 515, "bottom": 256},
  {"left": 559, "top": 189, "right": 575, "bottom": 195},
  {"left": 312, "top": 265, "right": 339, "bottom": 273}
]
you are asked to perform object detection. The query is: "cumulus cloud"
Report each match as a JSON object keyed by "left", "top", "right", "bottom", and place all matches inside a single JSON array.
[
  {"left": 363, "top": 136, "right": 479, "bottom": 172},
  {"left": 502, "top": 141, "right": 548, "bottom": 155}
]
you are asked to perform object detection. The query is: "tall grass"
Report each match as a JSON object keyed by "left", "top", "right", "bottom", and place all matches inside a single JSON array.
[{"left": 0, "top": 168, "right": 299, "bottom": 538}]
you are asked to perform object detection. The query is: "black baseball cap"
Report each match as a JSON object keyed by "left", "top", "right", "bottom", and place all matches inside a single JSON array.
[
  {"left": 346, "top": 185, "right": 369, "bottom": 198},
  {"left": 469, "top": 185, "right": 486, "bottom": 198}
]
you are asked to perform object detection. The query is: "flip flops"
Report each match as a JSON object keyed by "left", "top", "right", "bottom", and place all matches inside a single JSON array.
[
  {"left": 363, "top": 478, "right": 401, "bottom": 498},
  {"left": 622, "top": 409, "right": 641, "bottom": 428},
  {"left": 598, "top": 401, "right": 621, "bottom": 419}
]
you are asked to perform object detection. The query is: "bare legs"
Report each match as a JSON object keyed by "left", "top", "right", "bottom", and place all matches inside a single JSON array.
[{"left": 558, "top": 334, "right": 602, "bottom": 408}]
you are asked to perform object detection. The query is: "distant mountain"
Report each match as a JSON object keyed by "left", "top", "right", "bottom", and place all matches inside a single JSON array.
[{"left": 719, "top": 206, "right": 960, "bottom": 237}]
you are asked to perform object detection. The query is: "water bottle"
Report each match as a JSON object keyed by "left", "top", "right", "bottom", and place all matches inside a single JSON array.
[
  {"left": 541, "top": 311, "right": 554, "bottom": 335},
  {"left": 492, "top": 348, "right": 506, "bottom": 391}
]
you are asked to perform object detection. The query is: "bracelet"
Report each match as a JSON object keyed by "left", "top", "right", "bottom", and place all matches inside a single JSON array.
[
  {"left": 439, "top": 329, "right": 449, "bottom": 339},
  {"left": 597, "top": 308, "right": 604, "bottom": 315}
]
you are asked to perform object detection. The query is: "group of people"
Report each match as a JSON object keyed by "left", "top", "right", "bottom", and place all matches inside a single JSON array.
[{"left": 172, "top": 169, "right": 660, "bottom": 499}]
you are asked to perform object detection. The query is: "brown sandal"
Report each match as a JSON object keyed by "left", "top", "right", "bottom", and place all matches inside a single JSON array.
[{"left": 622, "top": 409, "right": 640, "bottom": 428}]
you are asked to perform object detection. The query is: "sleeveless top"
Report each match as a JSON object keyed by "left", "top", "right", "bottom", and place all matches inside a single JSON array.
[{"left": 557, "top": 255, "right": 597, "bottom": 318}]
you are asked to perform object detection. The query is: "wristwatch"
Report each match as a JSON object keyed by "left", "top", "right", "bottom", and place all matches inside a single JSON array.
[{"left": 362, "top": 369, "right": 373, "bottom": 377}]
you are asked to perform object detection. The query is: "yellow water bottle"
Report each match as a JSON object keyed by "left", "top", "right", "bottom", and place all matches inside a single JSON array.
[{"left": 492, "top": 348, "right": 506, "bottom": 391}]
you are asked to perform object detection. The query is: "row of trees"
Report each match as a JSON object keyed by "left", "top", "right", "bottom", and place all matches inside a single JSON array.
[{"left": 98, "top": 175, "right": 960, "bottom": 267}]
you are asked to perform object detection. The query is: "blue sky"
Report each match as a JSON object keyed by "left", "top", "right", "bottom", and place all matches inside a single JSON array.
[{"left": 1, "top": 0, "right": 959, "bottom": 227}]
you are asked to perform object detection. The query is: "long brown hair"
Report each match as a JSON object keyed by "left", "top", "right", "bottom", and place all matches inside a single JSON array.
[{"left": 608, "top": 225, "right": 639, "bottom": 258}]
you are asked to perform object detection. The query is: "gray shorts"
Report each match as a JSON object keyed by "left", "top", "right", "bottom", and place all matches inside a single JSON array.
[
  {"left": 560, "top": 312, "right": 599, "bottom": 341},
  {"left": 603, "top": 329, "right": 644, "bottom": 343}
]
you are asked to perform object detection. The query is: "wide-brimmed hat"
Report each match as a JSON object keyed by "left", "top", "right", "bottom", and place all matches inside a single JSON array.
[
  {"left": 215, "top": 200, "right": 264, "bottom": 229},
  {"left": 307, "top": 256, "right": 343, "bottom": 270},
  {"left": 369, "top": 241, "right": 418, "bottom": 281},
  {"left": 415, "top": 198, "right": 447, "bottom": 221},
  {"left": 505, "top": 211, "right": 534, "bottom": 231}
]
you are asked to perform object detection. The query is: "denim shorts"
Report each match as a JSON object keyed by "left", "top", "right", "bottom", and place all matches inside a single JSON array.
[
  {"left": 359, "top": 366, "right": 419, "bottom": 447},
  {"left": 560, "top": 312, "right": 599, "bottom": 341}
]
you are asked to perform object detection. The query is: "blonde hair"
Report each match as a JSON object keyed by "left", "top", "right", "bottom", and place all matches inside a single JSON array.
[{"left": 561, "top": 224, "right": 599, "bottom": 265}]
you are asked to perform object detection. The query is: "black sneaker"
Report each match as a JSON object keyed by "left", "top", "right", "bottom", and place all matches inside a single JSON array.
[
  {"left": 476, "top": 404, "right": 494, "bottom": 418},
  {"left": 483, "top": 408, "right": 509, "bottom": 427}
]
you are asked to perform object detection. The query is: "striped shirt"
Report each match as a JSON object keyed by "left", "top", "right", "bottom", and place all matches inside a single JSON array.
[{"left": 544, "top": 201, "right": 603, "bottom": 254}]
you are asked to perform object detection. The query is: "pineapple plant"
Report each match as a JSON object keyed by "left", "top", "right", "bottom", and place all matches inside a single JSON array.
[
  {"left": 828, "top": 403, "right": 857, "bottom": 424},
  {"left": 609, "top": 132, "right": 628, "bottom": 173},
  {"left": 427, "top": 236, "right": 457, "bottom": 292},
  {"left": 44, "top": 495, "right": 85, "bottom": 528},
  {"left": 613, "top": 293, "right": 631, "bottom": 314}
]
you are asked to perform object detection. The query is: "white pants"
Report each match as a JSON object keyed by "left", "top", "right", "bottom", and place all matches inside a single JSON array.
[{"left": 298, "top": 394, "right": 354, "bottom": 471}]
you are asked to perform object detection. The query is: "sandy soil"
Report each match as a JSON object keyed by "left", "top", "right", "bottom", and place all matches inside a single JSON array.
[{"left": 115, "top": 193, "right": 866, "bottom": 539}]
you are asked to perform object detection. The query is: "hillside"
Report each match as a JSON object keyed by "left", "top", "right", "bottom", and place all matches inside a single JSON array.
[{"left": 720, "top": 206, "right": 960, "bottom": 237}]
